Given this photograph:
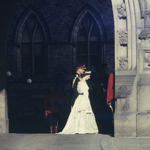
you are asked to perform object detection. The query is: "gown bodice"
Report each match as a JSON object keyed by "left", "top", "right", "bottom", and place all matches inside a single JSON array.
[{"left": 77, "top": 80, "right": 89, "bottom": 97}]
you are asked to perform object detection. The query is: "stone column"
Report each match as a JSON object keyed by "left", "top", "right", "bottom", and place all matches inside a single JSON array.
[
  {"left": 111, "top": 0, "right": 138, "bottom": 137},
  {"left": 0, "top": 89, "right": 9, "bottom": 133},
  {"left": 114, "top": 75, "right": 139, "bottom": 137},
  {"left": 0, "top": 44, "right": 9, "bottom": 133},
  {"left": 112, "top": 0, "right": 150, "bottom": 137}
]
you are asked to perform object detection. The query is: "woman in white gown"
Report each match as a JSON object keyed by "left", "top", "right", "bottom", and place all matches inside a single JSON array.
[{"left": 58, "top": 71, "right": 98, "bottom": 134}]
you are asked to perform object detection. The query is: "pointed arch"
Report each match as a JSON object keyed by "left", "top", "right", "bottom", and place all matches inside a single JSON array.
[
  {"left": 71, "top": 5, "right": 107, "bottom": 71},
  {"left": 14, "top": 6, "right": 50, "bottom": 78}
]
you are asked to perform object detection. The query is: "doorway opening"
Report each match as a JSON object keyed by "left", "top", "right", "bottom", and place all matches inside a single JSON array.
[{"left": 72, "top": 6, "right": 115, "bottom": 136}]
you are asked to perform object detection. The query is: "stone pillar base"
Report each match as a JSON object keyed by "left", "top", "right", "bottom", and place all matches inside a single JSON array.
[
  {"left": 137, "top": 113, "right": 150, "bottom": 137},
  {"left": 114, "top": 112, "right": 136, "bottom": 137},
  {"left": 0, "top": 118, "right": 9, "bottom": 133}
]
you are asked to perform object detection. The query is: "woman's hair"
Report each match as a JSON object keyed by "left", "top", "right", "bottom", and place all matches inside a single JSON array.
[{"left": 82, "top": 71, "right": 92, "bottom": 77}]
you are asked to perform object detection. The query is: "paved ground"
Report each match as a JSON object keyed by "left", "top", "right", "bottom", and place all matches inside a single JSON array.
[
  {"left": 101, "top": 136, "right": 150, "bottom": 150},
  {"left": 0, "top": 133, "right": 150, "bottom": 150},
  {"left": 0, "top": 133, "right": 106, "bottom": 150}
]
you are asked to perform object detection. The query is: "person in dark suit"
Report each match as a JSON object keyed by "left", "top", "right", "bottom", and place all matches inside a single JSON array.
[{"left": 71, "top": 63, "right": 86, "bottom": 108}]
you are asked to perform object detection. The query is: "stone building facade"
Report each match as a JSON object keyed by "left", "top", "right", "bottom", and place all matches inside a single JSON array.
[
  {"left": 113, "top": 0, "right": 150, "bottom": 137},
  {"left": 0, "top": 0, "right": 150, "bottom": 137}
]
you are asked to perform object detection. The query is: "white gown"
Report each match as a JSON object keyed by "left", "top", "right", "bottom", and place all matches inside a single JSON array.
[{"left": 58, "top": 80, "right": 98, "bottom": 134}]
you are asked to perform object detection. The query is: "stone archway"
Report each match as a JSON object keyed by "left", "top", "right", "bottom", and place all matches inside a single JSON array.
[
  {"left": 111, "top": 0, "right": 150, "bottom": 137},
  {"left": 70, "top": 3, "right": 115, "bottom": 135}
]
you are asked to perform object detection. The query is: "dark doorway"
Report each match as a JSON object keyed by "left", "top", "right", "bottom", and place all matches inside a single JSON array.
[{"left": 74, "top": 10, "right": 114, "bottom": 135}]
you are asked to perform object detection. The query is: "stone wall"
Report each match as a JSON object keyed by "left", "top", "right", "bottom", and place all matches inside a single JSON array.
[
  {"left": 6, "top": 0, "right": 114, "bottom": 80},
  {"left": 137, "top": 0, "right": 150, "bottom": 137},
  {"left": 112, "top": 0, "right": 150, "bottom": 137}
]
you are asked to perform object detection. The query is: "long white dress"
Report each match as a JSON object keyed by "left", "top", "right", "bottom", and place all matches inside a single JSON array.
[{"left": 58, "top": 80, "right": 98, "bottom": 134}]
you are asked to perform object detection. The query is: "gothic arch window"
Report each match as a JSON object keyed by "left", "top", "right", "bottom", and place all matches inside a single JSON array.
[
  {"left": 21, "top": 13, "right": 46, "bottom": 77},
  {"left": 76, "top": 12, "right": 104, "bottom": 72}
]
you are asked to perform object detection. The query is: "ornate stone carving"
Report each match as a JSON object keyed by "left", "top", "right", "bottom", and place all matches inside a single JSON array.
[
  {"left": 116, "top": 85, "right": 128, "bottom": 98},
  {"left": 139, "top": 29, "right": 150, "bottom": 40},
  {"left": 138, "top": 0, "right": 146, "bottom": 18},
  {"left": 145, "top": 11, "right": 150, "bottom": 16},
  {"left": 116, "top": 3, "right": 126, "bottom": 19},
  {"left": 119, "top": 85, "right": 127, "bottom": 92},
  {"left": 119, "top": 31, "right": 128, "bottom": 46},
  {"left": 145, "top": 52, "right": 150, "bottom": 66},
  {"left": 119, "top": 58, "right": 128, "bottom": 70},
  {"left": 144, "top": 11, "right": 150, "bottom": 28}
]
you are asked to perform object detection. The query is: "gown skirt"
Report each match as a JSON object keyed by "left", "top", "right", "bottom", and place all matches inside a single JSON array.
[{"left": 58, "top": 80, "right": 98, "bottom": 134}]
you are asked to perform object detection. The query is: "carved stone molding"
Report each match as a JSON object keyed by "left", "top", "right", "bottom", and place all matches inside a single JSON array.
[
  {"left": 116, "top": 3, "right": 126, "bottom": 19},
  {"left": 144, "top": 11, "right": 150, "bottom": 28},
  {"left": 138, "top": 0, "right": 146, "bottom": 18},
  {"left": 115, "top": 75, "right": 135, "bottom": 99},
  {"left": 119, "top": 31, "right": 128, "bottom": 46},
  {"left": 139, "top": 29, "right": 150, "bottom": 40},
  {"left": 119, "top": 58, "right": 128, "bottom": 70}
]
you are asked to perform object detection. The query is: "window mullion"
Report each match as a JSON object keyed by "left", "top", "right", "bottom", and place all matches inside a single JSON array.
[
  {"left": 88, "top": 23, "right": 93, "bottom": 70},
  {"left": 32, "top": 24, "right": 38, "bottom": 76},
  {"left": 32, "top": 38, "right": 34, "bottom": 76}
]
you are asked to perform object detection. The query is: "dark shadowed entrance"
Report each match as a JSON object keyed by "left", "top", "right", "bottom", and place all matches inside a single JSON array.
[
  {"left": 71, "top": 5, "right": 114, "bottom": 135},
  {"left": 5, "top": 0, "right": 114, "bottom": 135}
]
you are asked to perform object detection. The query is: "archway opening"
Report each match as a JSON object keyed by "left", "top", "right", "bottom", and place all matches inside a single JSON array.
[{"left": 72, "top": 6, "right": 115, "bottom": 135}]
